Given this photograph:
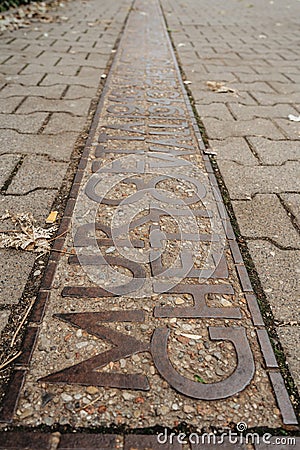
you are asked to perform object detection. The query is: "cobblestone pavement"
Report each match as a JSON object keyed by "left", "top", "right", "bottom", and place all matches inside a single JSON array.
[
  {"left": 161, "top": 0, "right": 300, "bottom": 395},
  {"left": 0, "top": 0, "right": 299, "bottom": 447},
  {"left": 0, "top": 0, "right": 132, "bottom": 392}
]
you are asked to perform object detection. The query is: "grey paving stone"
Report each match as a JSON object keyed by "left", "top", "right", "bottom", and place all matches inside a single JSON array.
[
  {"left": 0, "top": 250, "right": 35, "bottom": 305},
  {"left": 268, "top": 82, "right": 300, "bottom": 94},
  {"left": 54, "top": 54, "right": 92, "bottom": 66},
  {"left": 36, "top": 50, "right": 88, "bottom": 61},
  {"left": 192, "top": 91, "right": 257, "bottom": 105},
  {"left": 229, "top": 81, "right": 276, "bottom": 93},
  {"left": 48, "top": 41, "right": 73, "bottom": 51},
  {"left": 247, "top": 240, "right": 300, "bottom": 322},
  {"left": 251, "top": 92, "right": 300, "bottom": 105},
  {"left": 70, "top": 43, "right": 110, "bottom": 53},
  {"left": 248, "top": 138, "right": 300, "bottom": 165},
  {"left": 0, "top": 97, "right": 24, "bottom": 114},
  {"left": 7, "top": 155, "right": 68, "bottom": 195},
  {"left": 196, "top": 103, "right": 233, "bottom": 121},
  {"left": 211, "top": 138, "right": 259, "bottom": 165},
  {"left": 277, "top": 326, "right": 300, "bottom": 392},
  {"left": 0, "top": 130, "right": 78, "bottom": 161},
  {"left": 40, "top": 73, "right": 101, "bottom": 88},
  {"left": 10, "top": 38, "right": 54, "bottom": 48},
  {"left": 64, "top": 85, "right": 97, "bottom": 99},
  {"left": 0, "top": 190, "right": 57, "bottom": 227},
  {"left": 0, "top": 113, "right": 48, "bottom": 133},
  {"left": 0, "top": 310, "right": 9, "bottom": 334},
  {"left": 232, "top": 194, "right": 300, "bottom": 248},
  {"left": 86, "top": 51, "right": 111, "bottom": 62},
  {"left": 0, "top": 154, "right": 21, "bottom": 189},
  {"left": 277, "top": 323, "right": 300, "bottom": 389},
  {"left": 273, "top": 118, "right": 300, "bottom": 140},
  {"left": 43, "top": 113, "right": 86, "bottom": 134},
  {"left": 0, "top": 54, "right": 12, "bottom": 64},
  {"left": 2, "top": 73, "right": 45, "bottom": 86},
  {"left": 217, "top": 160, "right": 300, "bottom": 199},
  {"left": 20, "top": 64, "right": 78, "bottom": 76},
  {"left": 0, "top": 85, "right": 66, "bottom": 100},
  {"left": 0, "top": 63, "right": 27, "bottom": 75},
  {"left": 197, "top": 79, "right": 275, "bottom": 96},
  {"left": 17, "top": 97, "right": 91, "bottom": 116},
  {"left": 285, "top": 73, "right": 300, "bottom": 83},
  {"left": 229, "top": 104, "right": 299, "bottom": 121},
  {"left": 280, "top": 194, "right": 300, "bottom": 227},
  {"left": 202, "top": 118, "right": 285, "bottom": 140},
  {"left": 11, "top": 53, "right": 61, "bottom": 66},
  {"left": 235, "top": 73, "right": 290, "bottom": 83},
  {"left": 227, "top": 59, "right": 282, "bottom": 69},
  {"left": 188, "top": 72, "right": 237, "bottom": 83},
  {"left": 205, "top": 63, "right": 262, "bottom": 74}
]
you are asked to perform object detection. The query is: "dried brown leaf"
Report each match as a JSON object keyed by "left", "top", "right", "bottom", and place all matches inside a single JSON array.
[
  {"left": 206, "top": 80, "right": 238, "bottom": 95},
  {"left": 0, "top": 211, "right": 57, "bottom": 254}
]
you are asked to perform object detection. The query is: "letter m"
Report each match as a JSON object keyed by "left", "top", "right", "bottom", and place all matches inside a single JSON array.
[{"left": 39, "top": 310, "right": 150, "bottom": 390}]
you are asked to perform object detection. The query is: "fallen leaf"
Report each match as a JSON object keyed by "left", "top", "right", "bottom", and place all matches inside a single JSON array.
[
  {"left": 288, "top": 114, "right": 300, "bottom": 122},
  {"left": 0, "top": 0, "right": 71, "bottom": 32},
  {"left": 45, "top": 210, "right": 58, "bottom": 224},
  {"left": 0, "top": 211, "right": 57, "bottom": 254},
  {"left": 206, "top": 80, "right": 238, "bottom": 95}
]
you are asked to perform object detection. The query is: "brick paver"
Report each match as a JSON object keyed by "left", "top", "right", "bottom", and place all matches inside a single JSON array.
[
  {"left": 160, "top": 0, "right": 300, "bottom": 397},
  {"left": 247, "top": 138, "right": 300, "bottom": 165},
  {"left": 0, "top": 0, "right": 132, "bottom": 417},
  {"left": 0, "top": 0, "right": 299, "bottom": 444},
  {"left": 0, "top": 250, "right": 36, "bottom": 304},
  {"left": 0, "top": 0, "right": 297, "bottom": 438},
  {"left": 232, "top": 194, "right": 300, "bottom": 248},
  {"left": 0, "top": 129, "right": 79, "bottom": 160},
  {"left": 0, "top": 154, "right": 20, "bottom": 187},
  {"left": 0, "top": 112, "right": 48, "bottom": 133}
]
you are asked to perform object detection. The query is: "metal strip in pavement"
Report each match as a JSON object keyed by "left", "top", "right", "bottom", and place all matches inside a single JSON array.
[{"left": 0, "top": 0, "right": 297, "bottom": 437}]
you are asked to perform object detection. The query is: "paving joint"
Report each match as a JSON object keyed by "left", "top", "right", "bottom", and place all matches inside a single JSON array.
[
  {"left": 0, "top": 156, "right": 24, "bottom": 194},
  {"left": 160, "top": 8, "right": 299, "bottom": 425},
  {"left": 37, "top": 112, "right": 53, "bottom": 134},
  {"left": 242, "top": 236, "right": 300, "bottom": 252},
  {"left": 277, "top": 194, "right": 300, "bottom": 235},
  {"left": 207, "top": 155, "right": 300, "bottom": 418},
  {"left": 0, "top": 0, "right": 135, "bottom": 427},
  {"left": 2, "top": 2, "right": 296, "bottom": 448}
]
